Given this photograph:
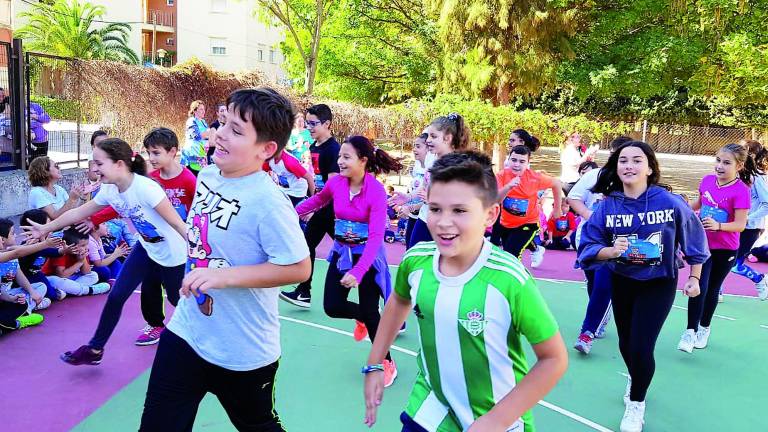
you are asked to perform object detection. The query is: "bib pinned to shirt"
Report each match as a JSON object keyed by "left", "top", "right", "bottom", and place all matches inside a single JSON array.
[
  {"left": 334, "top": 219, "right": 369, "bottom": 245},
  {"left": 700, "top": 204, "right": 728, "bottom": 223},
  {"left": 502, "top": 197, "right": 529, "bottom": 217},
  {"left": 315, "top": 174, "right": 325, "bottom": 192},
  {"left": 555, "top": 219, "right": 568, "bottom": 232},
  {"left": 617, "top": 235, "right": 661, "bottom": 266}
]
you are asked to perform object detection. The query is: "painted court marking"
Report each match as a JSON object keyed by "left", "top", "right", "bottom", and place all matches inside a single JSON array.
[
  {"left": 760, "top": 325, "right": 768, "bottom": 330},
  {"left": 279, "top": 315, "right": 614, "bottom": 432},
  {"left": 670, "top": 305, "right": 736, "bottom": 321}
]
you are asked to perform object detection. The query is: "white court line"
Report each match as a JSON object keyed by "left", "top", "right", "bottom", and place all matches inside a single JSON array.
[
  {"left": 279, "top": 315, "right": 614, "bottom": 432},
  {"left": 671, "top": 305, "right": 736, "bottom": 321},
  {"left": 760, "top": 325, "right": 768, "bottom": 330}
]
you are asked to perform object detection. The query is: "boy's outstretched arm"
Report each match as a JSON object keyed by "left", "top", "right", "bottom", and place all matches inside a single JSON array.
[
  {"left": 364, "top": 293, "right": 412, "bottom": 428},
  {"left": 181, "top": 258, "right": 311, "bottom": 297},
  {"left": 468, "top": 332, "right": 568, "bottom": 432}
]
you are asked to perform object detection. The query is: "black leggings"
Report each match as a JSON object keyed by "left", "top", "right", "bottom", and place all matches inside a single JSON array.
[
  {"left": 687, "top": 249, "right": 736, "bottom": 330},
  {"left": 324, "top": 252, "right": 391, "bottom": 361},
  {"left": 296, "top": 204, "right": 335, "bottom": 294},
  {"left": 737, "top": 229, "right": 761, "bottom": 262},
  {"left": 611, "top": 272, "right": 677, "bottom": 402},
  {"left": 140, "top": 330, "right": 284, "bottom": 432},
  {"left": 0, "top": 301, "right": 27, "bottom": 330},
  {"left": 405, "top": 217, "right": 418, "bottom": 249},
  {"left": 499, "top": 223, "right": 539, "bottom": 259},
  {"left": 88, "top": 243, "right": 184, "bottom": 350}
]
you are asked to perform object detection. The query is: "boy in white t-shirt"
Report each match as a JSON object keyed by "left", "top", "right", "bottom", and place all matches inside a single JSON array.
[{"left": 139, "top": 88, "right": 311, "bottom": 431}]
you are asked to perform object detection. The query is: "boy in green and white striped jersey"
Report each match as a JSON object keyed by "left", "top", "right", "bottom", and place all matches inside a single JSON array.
[{"left": 363, "top": 151, "right": 568, "bottom": 432}]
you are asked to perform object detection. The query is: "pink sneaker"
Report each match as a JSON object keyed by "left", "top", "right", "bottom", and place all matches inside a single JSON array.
[
  {"left": 353, "top": 320, "right": 368, "bottom": 342},
  {"left": 135, "top": 325, "right": 165, "bottom": 346},
  {"left": 383, "top": 359, "right": 398, "bottom": 387}
]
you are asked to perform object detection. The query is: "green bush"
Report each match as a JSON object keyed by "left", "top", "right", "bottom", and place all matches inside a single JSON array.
[{"left": 31, "top": 96, "right": 81, "bottom": 121}]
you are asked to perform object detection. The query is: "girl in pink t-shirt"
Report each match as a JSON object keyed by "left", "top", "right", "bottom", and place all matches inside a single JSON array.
[
  {"left": 679, "top": 144, "right": 751, "bottom": 353},
  {"left": 295, "top": 135, "right": 403, "bottom": 387}
]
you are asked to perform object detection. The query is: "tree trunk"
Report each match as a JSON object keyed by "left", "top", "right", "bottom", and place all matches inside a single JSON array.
[
  {"left": 304, "top": 57, "right": 316, "bottom": 95},
  {"left": 493, "top": 84, "right": 512, "bottom": 170}
]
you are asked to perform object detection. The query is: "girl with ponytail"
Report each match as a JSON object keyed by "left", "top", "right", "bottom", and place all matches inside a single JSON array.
[
  {"left": 295, "top": 135, "right": 403, "bottom": 387},
  {"left": 399, "top": 113, "right": 471, "bottom": 246},
  {"left": 24, "top": 137, "right": 189, "bottom": 366},
  {"left": 728, "top": 140, "right": 768, "bottom": 300}
]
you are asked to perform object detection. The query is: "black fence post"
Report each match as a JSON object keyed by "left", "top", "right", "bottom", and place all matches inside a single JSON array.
[{"left": 11, "top": 38, "right": 25, "bottom": 170}]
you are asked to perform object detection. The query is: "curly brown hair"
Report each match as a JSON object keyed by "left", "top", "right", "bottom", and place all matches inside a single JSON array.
[{"left": 28, "top": 156, "right": 53, "bottom": 187}]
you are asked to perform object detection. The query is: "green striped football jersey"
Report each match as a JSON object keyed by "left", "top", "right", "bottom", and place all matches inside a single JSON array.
[{"left": 394, "top": 240, "right": 558, "bottom": 431}]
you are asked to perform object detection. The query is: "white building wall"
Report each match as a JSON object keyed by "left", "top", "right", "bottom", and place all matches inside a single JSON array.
[{"left": 177, "top": 0, "right": 285, "bottom": 80}]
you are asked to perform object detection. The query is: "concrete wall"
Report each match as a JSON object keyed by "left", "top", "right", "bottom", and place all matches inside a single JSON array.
[{"left": 0, "top": 168, "right": 85, "bottom": 218}]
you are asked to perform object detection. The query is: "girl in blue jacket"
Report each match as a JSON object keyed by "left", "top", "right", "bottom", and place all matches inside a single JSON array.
[{"left": 578, "top": 141, "right": 710, "bottom": 432}]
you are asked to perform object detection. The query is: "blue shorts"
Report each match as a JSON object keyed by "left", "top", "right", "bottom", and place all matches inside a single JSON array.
[{"left": 401, "top": 412, "right": 429, "bottom": 432}]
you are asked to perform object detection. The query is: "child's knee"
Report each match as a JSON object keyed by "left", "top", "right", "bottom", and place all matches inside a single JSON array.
[{"left": 79, "top": 271, "right": 100, "bottom": 286}]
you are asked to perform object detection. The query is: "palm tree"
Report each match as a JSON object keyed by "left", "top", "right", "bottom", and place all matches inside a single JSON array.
[{"left": 16, "top": 0, "right": 139, "bottom": 64}]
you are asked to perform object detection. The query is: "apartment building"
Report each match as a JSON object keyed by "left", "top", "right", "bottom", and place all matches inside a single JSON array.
[{"left": 3, "top": 0, "right": 285, "bottom": 79}]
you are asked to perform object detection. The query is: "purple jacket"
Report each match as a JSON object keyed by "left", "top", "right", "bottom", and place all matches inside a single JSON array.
[{"left": 29, "top": 103, "right": 51, "bottom": 143}]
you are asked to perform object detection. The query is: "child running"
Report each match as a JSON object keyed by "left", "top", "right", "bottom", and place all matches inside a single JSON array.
[
  {"left": 280, "top": 104, "right": 340, "bottom": 308},
  {"left": 363, "top": 151, "right": 567, "bottom": 431},
  {"left": 394, "top": 114, "right": 470, "bottom": 247},
  {"left": 496, "top": 144, "right": 562, "bottom": 266},
  {"left": 727, "top": 139, "right": 768, "bottom": 300},
  {"left": 678, "top": 143, "right": 751, "bottom": 353},
  {"left": 392, "top": 132, "right": 428, "bottom": 249},
  {"left": 568, "top": 136, "right": 633, "bottom": 355},
  {"left": 23, "top": 138, "right": 188, "bottom": 365},
  {"left": 139, "top": 87, "right": 311, "bottom": 431},
  {"left": 578, "top": 141, "right": 709, "bottom": 432},
  {"left": 295, "top": 135, "right": 403, "bottom": 386}
]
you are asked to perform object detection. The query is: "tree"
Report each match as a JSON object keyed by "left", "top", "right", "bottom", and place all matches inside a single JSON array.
[
  {"left": 299, "top": 0, "right": 440, "bottom": 103},
  {"left": 431, "top": 0, "right": 580, "bottom": 104},
  {"left": 253, "top": 0, "right": 340, "bottom": 95},
  {"left": 16, "top": 0, "right": 139, "bottom": 64}
]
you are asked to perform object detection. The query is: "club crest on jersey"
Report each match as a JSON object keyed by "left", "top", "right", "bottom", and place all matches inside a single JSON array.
[{"left": 459, "top": 309, "right": 487, "bottom": 336}]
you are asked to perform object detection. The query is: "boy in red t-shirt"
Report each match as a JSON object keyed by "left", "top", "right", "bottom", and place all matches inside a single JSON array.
[
  {"left": 135, "top": 127, "right": 197, "bottom": 346},
  {"left": 43, "top": 228, "right": 110, "bottom": 296},
  {"left": 544, "top": 198, "right": 576, "bottom": 250}
]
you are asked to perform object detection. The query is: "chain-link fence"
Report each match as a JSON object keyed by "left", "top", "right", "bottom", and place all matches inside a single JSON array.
[{"left": 590, "top": 121, "right": 764, "bottom": 155}]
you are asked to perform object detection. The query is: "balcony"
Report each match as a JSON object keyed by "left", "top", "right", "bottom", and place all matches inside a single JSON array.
[{"left": 141, "top": 9, "right": 174, "bottom": 33}]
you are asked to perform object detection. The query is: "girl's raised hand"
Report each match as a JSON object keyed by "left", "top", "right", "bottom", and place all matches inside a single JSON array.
[
  {"left": 21, "top": 220, "right": 48, "bottom": 242},
  {"left": 387, "top": 191, "right": 408, "bottom": 207}
]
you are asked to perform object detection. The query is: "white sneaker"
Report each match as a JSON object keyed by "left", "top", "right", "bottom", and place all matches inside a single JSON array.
[
  {"left": 694, "top": 326, "right": 710, "bottom": 349},
  {"left": 623, "top": 375, "right": 632, "bottom": 406},
  {"left": 55, "top": 288, "right": 67, "bottom": 301},
  {"left": 530, "top": 245, "right": 545, "bottom": 268},
  {"left": 756, "top": 278, "right": 768, "bottom": 301},
  {"left": 620, "top": 401, "right": 645, "bottom": 432},
  {"left": 34, "top": 297, "right": 52, "bottom": 311},
  {"left": 89, "top": 282, "right": 111, "bottom": 295},
  {"left": 677, "top": 329, "right": 696, "bottom": 353}
]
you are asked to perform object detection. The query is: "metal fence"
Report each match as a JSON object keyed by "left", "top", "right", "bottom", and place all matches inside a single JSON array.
[
  {"left": 591, "top": 121, "right": 763, "bottom": 155},
  {"left": 0, "top": 41, "right": 16, "bottom": 171},
  {"left": 25, "top": 51, "right": 98, "bottom": 168}
]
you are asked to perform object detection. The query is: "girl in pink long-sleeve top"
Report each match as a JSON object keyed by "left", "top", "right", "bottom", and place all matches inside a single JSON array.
[{"left": 295, "top": 135, "right": 403, "bottom": 387}]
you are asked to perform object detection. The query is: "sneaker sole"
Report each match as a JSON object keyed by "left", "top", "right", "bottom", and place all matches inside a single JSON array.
[
  {"left": 574, "top": 344, "right": 591, "bottom": 355},
  {"left": 60, "top": 354, "right": 102, "bottom": 366},
  {"left": 135, "top": 338, "right": 161, "bottom": 346},
  {"left": 384, "top": 369, "right": 398, "bottom": 388},
  {"left": 278, "top": 293, "right": 311, "bottom": 308},
  {"left": 677, "top": 345, "right": 694, "bottom": 354}
]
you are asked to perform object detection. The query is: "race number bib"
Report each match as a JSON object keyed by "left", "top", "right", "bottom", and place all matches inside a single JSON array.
[
  {"left": 617, "top": 234, "right": 661, "bottom": 266},
  {"left": 334, "top": 219, "right": 369, "bottom": 244},
  {"left": 700, "top": 205, "right": 728, "bottom": 223},
  {"left": 555, "top": 219, "right": 569, "bottom": 232},
  {"left": 502, "top": 197, "right": 529, "bottom": 217},
  {"left": 315, "top": 174, "right": 325, "bottom": 192}
]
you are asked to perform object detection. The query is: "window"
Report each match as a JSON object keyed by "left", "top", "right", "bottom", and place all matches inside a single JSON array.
[
  {"left": 269, "top": 49, "right": 276, "bottom": 63},
  {"left": 257, "top": 49, "right": 264, "bottom": 62},
  {"left": 211, "top": 0, "right": 226, "bottom": 12},
  {"left": 166, "top": 37, "right": 175, "bottom": 46},
  {"left": 167, "top": 0, "right": 174, "bottom": 5},
  {"left": 210, "top": 38, "right": 227, "bottom": 55}
]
